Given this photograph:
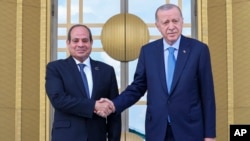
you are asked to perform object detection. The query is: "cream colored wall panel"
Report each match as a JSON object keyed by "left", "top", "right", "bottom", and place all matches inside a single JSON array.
[
  {"left": 208, "top": 0, "right": 226, "bottom": 8},
  {"left": 21, "top": 5, "right": 41, "bottom": 110},
  {"left": 0, "top": 0, "right": 49, "bottom": 141},
  {"left": 21, "top": 110, "right": 40, "bottom": 141},
  {"left": 233, "top": 2, "right": 250, "bottom": 108},
  {"left": 234, "top": 108, "right": 250, "bottom": 123},
  {"left": 232, "top": 0, "right": 250, "bottom": 3},
  {"left": 207, "top": 5, "right": 228, "bottom": 110},
  {"left": 23, "top": 0, "right": 41, "bottom": 7},
  {"left": 216, "top": 109, "right": 228, "bottom": 141},
  {"left": 207, "top": 2, "right": 228, "bottom": 141},
  {"left": 0, "top": 0, "right": 17, "bottom": 3},
  {"left": 0, "top": 1, "right": 17, "bottom": 108},
  {"left": 0, "top": 108, "right": 15, "bottom": 141}
]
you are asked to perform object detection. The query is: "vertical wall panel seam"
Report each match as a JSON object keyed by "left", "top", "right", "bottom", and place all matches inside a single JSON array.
[
  {"left": 45, "top": 1, "right": 52, "bottom": 140},
  {"left": 226, "top": 0, "right": 234, "bottom": 127},
  {"left": 197, "top": 0, "right": 202, "bottom": 40},
  {"left": 15, "top": 0, "right": 23, "bottom": 141},
  {"left": 40, "top": 1, "right": 48, "bottom": 141},
  {"left": 201, "top": 0, "right": 208, "bottom": 44}
]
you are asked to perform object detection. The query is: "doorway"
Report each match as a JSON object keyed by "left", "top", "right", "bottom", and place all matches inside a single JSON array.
[{"left": 50, "top": 0, "right": 196, "bottom": 140}]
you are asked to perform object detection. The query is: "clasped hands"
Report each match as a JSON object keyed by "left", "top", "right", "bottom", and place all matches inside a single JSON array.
[{"left": 94, "top": 98, "right": 115, "bottom": 118}]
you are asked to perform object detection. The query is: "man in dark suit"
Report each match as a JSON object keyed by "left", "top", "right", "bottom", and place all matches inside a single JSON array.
[
  {"left": 98, "top": 4, "right": 216, "bottom": 141},
  {"left": 45, "top": 24, "right": 121, "bottom": 141}
]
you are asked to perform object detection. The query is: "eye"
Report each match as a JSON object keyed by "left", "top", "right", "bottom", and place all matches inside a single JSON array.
[
  {"left": 172, "top": 19, "right": 179, "bottom": 24},
  {"left": 82, "top": 38, "right": 89, "bottom": 43},
  {"left": 72, "top": 39, "right": 79, "bottom": 43},
  {"left": 163, "top": 20, "right": 169, "bottom": 25}
]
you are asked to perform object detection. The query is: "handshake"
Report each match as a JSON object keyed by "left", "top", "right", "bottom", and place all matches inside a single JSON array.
[{"left": 94, "top": 98, "right": 115, "bottom": 118}]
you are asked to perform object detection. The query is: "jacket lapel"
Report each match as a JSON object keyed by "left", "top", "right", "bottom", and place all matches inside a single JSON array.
[
  {"left": 155, "top": 39, "right": 169, "bottom": 95},
  {"left": 171, "top": 36, "right": 190, "bottom": 93},
  {"left": 89, "top": 59, "right": 100, "bottom": 99},
  {"left": 67, "top": 56, "right": 88, "bottom": 98}
]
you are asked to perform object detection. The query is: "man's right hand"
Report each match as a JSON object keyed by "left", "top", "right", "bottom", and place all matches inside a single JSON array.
[{"left": 94, "top": 98, "right": 115, "bottom": 118}]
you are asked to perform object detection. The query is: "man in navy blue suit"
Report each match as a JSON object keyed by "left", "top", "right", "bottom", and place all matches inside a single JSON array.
[
  {"left": 98, "top": 4, "right": 216, "bottom": 141},
  {"left": 45, "top": 24, "right": 121, "bottom": 141}
]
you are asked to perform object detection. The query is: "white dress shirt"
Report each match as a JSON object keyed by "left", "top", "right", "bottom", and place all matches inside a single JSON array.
[{"left": 74, "top": 57, "right": 93, "bottom": 98}]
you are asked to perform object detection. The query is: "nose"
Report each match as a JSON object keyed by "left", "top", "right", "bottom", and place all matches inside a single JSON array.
[
  {"left": 77, "top": 41, "right": 84, "bottom": 47},
  {"left": 168, "top": 22, "right": 175, "bottom": 30}
]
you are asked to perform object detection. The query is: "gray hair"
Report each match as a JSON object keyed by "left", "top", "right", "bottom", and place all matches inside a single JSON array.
[{"left": 155, "top": 4, "right": 183, "bottom": 22}]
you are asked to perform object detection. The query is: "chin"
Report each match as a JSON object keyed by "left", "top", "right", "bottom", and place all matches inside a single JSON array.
[{"left": 167, "top": 39, "right": 177, "bottom": 44}]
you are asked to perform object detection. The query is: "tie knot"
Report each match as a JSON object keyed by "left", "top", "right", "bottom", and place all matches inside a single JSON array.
[
  {"left": 168, "top": 47, "right": 175, "bottom": 54},
  {"left": 78, "top": 64, "right": 86, "bottom": 70}
]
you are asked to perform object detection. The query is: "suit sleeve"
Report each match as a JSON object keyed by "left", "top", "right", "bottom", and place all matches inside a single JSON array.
[
  {"left": 113, "top": 47, "right": 147, "bottom": 114},
  {"left": 106, "top": 67, "right": 121, "bottom": 141},
  {"left": 199, "top": 45, "right": 216, "bottom": 137},
  {"left": 45, "top": 62, "right": 95, "bottom": 118}
]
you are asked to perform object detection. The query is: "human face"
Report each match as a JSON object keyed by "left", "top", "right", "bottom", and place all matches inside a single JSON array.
[
  {"left": 67, "top": 26, "right": 93, "bottom": 62},
  {"left": 155, "top": 7, "right": 183, "bottom": 45}
]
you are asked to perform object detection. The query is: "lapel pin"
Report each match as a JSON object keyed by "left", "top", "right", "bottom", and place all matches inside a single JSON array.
[
  {"left": 183, "top": 50, "right": 186, "bottom": 53},
  {"left": 95, "top": 67, "right": 99, "bottom": 70}
]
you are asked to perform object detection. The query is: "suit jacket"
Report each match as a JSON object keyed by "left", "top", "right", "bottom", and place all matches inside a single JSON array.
[
  {"left": 45, "top": 56, "right": 121, "bottom": 141},
  {"left": 113, "top": 35, "right": 216, "bottom": 141}
]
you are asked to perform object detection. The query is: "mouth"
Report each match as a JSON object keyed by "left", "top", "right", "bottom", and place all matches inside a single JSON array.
[
  {"left": 76, "top": 50, "right": 86, "bottom": 53},
  {"left": 167, "top": 31, "right": 176, "bottom": 34},
  {"left": 168, "top": 33, "right": 176, "bottom": 37}
]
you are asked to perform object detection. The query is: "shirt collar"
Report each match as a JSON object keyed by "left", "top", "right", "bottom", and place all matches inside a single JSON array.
[
  {"left": 73, "top": 57, "right": 91, "bottom": 68},
  {"left": 163, "top": 36, "right": 181, "bottom": 50}
]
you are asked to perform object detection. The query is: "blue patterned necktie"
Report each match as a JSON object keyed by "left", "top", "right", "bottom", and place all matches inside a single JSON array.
[
  {"left": 78, "top": 64, "right": 90, "bottom": 98},
  {"left": 167, "top": 47, "right": 176, "bottom": 93}
]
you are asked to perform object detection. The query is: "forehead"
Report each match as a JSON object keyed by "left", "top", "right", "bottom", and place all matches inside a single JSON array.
[
  {"left": 157, "top": 7, "right": 182, "bottom": 19},
  {"left": 70, "top": 26, "right": 89, "bottom": 38}
]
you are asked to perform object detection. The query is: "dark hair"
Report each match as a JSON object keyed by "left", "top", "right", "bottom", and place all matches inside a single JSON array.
[
  {"left": 155, "top": 4, "right": 183, "bottom": 21},
  {"left": 67, "top": 24, "right": 93, "bottom": 42}
]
